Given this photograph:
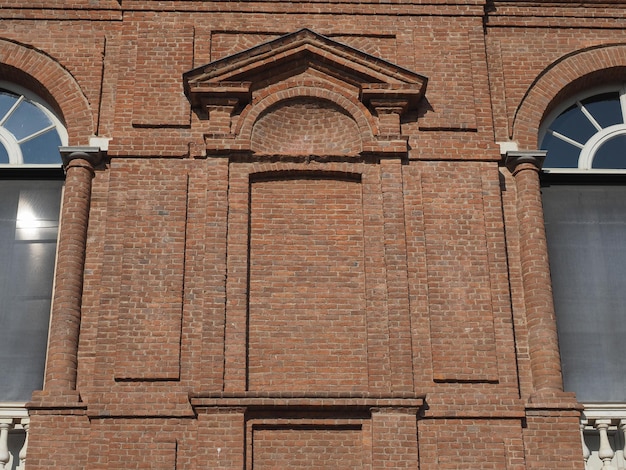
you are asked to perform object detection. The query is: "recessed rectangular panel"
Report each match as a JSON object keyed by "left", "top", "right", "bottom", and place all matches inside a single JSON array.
[
  {"left": 422, "top": 165, "right": 498, "bottom": 382},
  {"left": 115, "top": 172, "right": 188, "bottom": 380},
  {"left": 247, "top": 174, "right": 368, "bottom": 392},
  {"left": 252, "top": 426, "right": 366, "bottom": 470},
  {"left": 432, "top": 420, "right": 508, "bottom": 470}
]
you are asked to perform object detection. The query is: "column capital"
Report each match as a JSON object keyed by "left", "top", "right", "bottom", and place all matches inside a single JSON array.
[
  {"left": 59, "top": 146, "right": 103, "bottom": 169},
  {"left": 505, "top": 150, "right": 547, "bottom": 174}
]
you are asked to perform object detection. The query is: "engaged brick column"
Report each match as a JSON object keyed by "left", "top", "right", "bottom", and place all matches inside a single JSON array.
[
  {"left": 44, "top": 147, "right": 102, "bottom": 394},
  {"left": 506, "top": 151, "right": 563, "bottom": 394}
]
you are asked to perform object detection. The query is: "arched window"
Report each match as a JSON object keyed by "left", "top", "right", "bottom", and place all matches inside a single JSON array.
[
  {"left": 0, "top": 82, "right": 65, "bottom": 403},
  {"left": 0, "top": 82, "right": 66, "bottom": 166},
  {"left": 540, "top": 85, "right": 626, "bottom": 171},
  {"left": 540, "top": 84, "right": 626, "bottom": 403}
]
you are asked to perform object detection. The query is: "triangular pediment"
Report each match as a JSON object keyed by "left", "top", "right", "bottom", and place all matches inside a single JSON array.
[{"left": 183, "top": 29, "right": 427, "bottom": 110}]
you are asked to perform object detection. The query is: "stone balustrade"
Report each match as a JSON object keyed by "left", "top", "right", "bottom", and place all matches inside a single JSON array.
[
  {"left": 582, "top": 405, "right": 626, "bottom": 470},
  {"left": 0, "top": 405, "right": 29, "bottom": 470}
]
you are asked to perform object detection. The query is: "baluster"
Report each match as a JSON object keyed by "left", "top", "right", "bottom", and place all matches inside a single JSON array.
[
  {"left": 619, "top": 420, "right": 626, "bottom": 469},
  {"left": 581, "top": 420, "right": 591, "bottom": 470},
  {"left": 0, "top": 420, "right": 11, "bottom": 470},
  {"left": 596, "top": 420, "right": 616, "bottom": 469},
  {"left": 19, "top": 418, "right": 29, "bottom": 469}
]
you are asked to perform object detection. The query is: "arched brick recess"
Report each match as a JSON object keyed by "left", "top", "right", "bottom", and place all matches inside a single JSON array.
[
  {"left": 0, "top": 39, "right": 94, "bottom": 144},
  {"left": 512, "top": 44, "right": 626, "bottom": 148},
  {"left": 251, "top": 97, "right": 362, "bottom": 156},
  {"left": 237, "top": 84, "right": 378, "bottom": 152}
]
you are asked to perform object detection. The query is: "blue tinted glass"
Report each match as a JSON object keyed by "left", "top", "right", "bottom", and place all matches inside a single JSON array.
[
  {"left": 20, "top": 130, "right": 62, "bottom": 164},
  {"left": 592, "top": 134, "right": 626, "bottom": 169},
  {"left": 541, "top": 133, "right": 581, "bottom": 168},
  {"left": 582, "top": 92, "right": 622, "bottom": 129},
  {"left": 550, "top": 104, "right": 597, "bottom": 144},
  {"left": 0, "top": 143, "right": 9, "bottom": 164},
  {"left": 0, "top": 91, "right": 18, "bottom": 121},
  {"left": 4, "top": 99, "right": 52, "bottom": 141}
]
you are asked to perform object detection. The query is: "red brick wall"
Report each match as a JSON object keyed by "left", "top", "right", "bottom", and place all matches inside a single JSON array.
[{"left": 3, "top": 0, "right": 620, "bottom": 468}]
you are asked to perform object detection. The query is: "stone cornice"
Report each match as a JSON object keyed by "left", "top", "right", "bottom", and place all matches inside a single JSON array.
[
  {"left": 59, "top": 146, "right": 104, "bottom": 170},
  {"left": 505, "top": 150, "right": 547, "bottom": 174}
]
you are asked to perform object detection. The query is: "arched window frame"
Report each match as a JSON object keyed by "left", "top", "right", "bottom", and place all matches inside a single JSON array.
[
  {"left": 0, "top": 81, "right": 67, "bottom": 167},
  {"left": 539, "top": 84, "right": 626, "bottom": 173},
  {"left": 539, "top": 81, "right": 626, "bottom": 404},
  {"left": 0, "top": 79, "right": 65, "bottom": 409}
]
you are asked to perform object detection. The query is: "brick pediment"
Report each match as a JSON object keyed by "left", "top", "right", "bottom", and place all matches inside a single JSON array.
[{"left": 183, "top": 29, "right": 428, "bottom": 157}]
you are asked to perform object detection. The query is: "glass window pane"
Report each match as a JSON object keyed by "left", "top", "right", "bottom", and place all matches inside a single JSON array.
[
  {"left": 0, "top": 178, "right": 62, "bottom": 402},
  {"left": 541, "top": 132, "right": 581, "bottom": 168},
  {"left": 549, "top": 104, "right": 597, "bottom": 144},
  {"left": 4, "top": 100, "right": 53, "bottom": 142},
  {"left": 0, "top": 87, "right": 65, "bottom": 166},
  {"left": 0, "top": 143, "right": 9, "bottom": 164},
  {"left": 0, "top": 91, "right": 17, "bottom": 120},
  {"left": 543, "top": 184, "right": 626, "bottom": 402},
  {"left": 582, "top": 92, "right": 623, "bottom": 129},
  {"left": 592, "top": 134, "right": 626, "bottom": 169},
  {"left": 20, "top": 130, "right": 62, "bottom": 164}
]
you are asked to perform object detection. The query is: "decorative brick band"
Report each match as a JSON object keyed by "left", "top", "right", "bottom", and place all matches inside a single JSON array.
[
  {"left": 43, "top": 147, "right": 103, "bottom": 395},
  {"left": 191, "top": 393, "right": 425, "bottom": 411}
]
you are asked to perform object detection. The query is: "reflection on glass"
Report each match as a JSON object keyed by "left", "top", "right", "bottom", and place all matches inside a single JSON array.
[
  {"left": 15, "top": 188, "right": 61, "bottom": 240},
  {"left": 0, "top": 179, "right": 62, "bottom": 401}
]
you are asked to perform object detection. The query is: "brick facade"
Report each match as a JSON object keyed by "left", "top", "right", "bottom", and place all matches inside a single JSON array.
[{"left": 2, "top": 0, "right": 623, "bottom": 468}]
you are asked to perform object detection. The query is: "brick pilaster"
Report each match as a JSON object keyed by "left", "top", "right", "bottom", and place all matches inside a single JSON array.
[
  {"left": 505, "top": 151, "right": 563, "bottom": 395},
  {"left": 42, "top": 147, "right": 102, "bottom": 395}
]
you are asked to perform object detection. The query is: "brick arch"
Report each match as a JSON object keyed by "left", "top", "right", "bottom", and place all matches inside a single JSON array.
[
  {"left": 0, "top": 39, "right": 94, "bottom": 144},
  {"left": 512, "top": 44, "right": 626, "bottom": 148},
  {"left": 236, "top": 84, "right": 378, "bottom": 154},
  {"left": 251, "top": 97, "right": 363, "bottom": 156}
]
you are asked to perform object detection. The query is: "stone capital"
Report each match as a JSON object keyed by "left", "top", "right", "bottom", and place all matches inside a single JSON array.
[
  {"left": 505, "top": 150, "right": 547, "bottom": 175},
  {"left": 59, "top": 146, "right": 103, "bottom": 170}
]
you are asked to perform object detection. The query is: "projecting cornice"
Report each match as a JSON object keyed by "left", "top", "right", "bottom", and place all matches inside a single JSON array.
[
  {"left": 183, "top": 29, "right": 428, "bottom": 157},
  {"left": 183, "top": 28, "right": 427, "bottom": 113}
]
